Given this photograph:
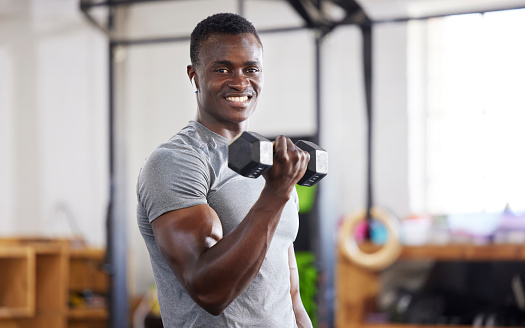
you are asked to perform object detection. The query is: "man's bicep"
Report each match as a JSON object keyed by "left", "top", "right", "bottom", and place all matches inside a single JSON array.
[
  {"left": 152, "top": 204, "right": 223, "bottom": 283},
  {"left": 138, "top": 147, "right": 210, "bottom": 221}
]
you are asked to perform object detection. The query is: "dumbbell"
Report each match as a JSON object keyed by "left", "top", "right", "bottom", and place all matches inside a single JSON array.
[{"left": 228, "top": 131, "right": 328, "bottom": 187}]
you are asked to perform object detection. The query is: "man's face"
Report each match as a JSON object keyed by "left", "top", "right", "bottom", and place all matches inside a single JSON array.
[{"left": 192, "top": 33, "right": 264, "bottom": 127}]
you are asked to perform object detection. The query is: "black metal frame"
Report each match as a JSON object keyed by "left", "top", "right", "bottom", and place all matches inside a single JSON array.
[{"left": 79, "top": 1, "right": 525, "bottom": 327}]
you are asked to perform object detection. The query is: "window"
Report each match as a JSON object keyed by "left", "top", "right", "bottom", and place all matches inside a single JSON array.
[{"left": 412, "top": 9, "right": 525, "bottom": 214}]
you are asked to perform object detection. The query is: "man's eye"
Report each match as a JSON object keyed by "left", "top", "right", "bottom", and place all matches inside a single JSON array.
[
  {"left": 246, "top": 68, "right": 260, "bottom": 73},
  {"left": 215, "top": 68, "right": 229, "bottom": 73}
]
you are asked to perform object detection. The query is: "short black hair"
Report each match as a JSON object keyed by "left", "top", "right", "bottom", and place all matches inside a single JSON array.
[{"left": 190, "top": 13, "right": 262, "bottom": 67}]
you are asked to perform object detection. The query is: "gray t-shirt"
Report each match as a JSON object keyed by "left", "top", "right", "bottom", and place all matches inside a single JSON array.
[{"left": 137, "top": 121, "right": 300, "bottom": 328}]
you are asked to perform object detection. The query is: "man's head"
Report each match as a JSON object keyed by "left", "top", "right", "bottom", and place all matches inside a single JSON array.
[
  {"left": 190, "top": 13, "right": 262, "bottom": 68},
  {"left": 188, "top": 13, "right": 264, "bottom": 134}
]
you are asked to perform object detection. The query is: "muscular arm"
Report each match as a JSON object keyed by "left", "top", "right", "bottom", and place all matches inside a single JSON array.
[
  {"left": 152, "top": 136, "right": 309, "bottom": 315},
  {"left": 288, "top": 244, "right": 313, "bottom": 328}
]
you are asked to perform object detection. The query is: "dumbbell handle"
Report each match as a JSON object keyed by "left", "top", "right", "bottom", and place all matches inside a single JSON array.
[{"left": 228, "top": 132, "right": 327, "bottom": 187}]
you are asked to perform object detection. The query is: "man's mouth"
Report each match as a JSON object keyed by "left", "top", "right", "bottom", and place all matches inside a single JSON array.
[{"left": 225, "top": 96, "right": 249, "bottom": 103}]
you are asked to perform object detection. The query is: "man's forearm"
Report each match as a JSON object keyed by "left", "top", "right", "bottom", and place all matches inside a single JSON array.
[{"left": 186, "top": 188, "right": 290, "bottom": 314}]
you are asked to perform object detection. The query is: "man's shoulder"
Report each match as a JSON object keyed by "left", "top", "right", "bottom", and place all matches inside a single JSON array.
[
  {"left": 150, "top": 122, "right": 210, "bottom": 160},
  {"left": 164, "top": 121, "right": 227, "bottom": 155},
  {"left": 141, "top": 121, "right": 229, "bottom": 181},
  {"left": 146, "top": 141, "right": 204, "bottom": 170}
]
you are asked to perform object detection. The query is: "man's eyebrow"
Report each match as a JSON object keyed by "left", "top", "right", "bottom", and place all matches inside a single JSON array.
[
  {"left": 212, "top": 60, "right": 260, "bottom": 66},
  {"left": 244, "top": 60, "right": 260, "bottom": 66},
  {"left": 213, "top": 60, "right": 233, "bottom": 66}
]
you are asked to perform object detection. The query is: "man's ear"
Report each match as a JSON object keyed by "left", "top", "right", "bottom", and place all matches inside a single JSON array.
[{"left": 187, "top": 65, "right": 198, "bottom": 89}]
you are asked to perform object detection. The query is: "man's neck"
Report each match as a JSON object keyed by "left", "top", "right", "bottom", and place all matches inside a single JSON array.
[{"left": 195, "top": 117, "right": 248, "bottom": 141}]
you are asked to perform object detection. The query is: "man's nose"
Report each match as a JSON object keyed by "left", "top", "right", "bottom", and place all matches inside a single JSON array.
[{"left": 228, "top": 71, "right": 250, "bottom": 90}]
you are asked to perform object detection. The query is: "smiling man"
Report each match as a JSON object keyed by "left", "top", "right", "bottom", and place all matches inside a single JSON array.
[{"left": 137, "top": 13, "right": 313, "bottom": 328}]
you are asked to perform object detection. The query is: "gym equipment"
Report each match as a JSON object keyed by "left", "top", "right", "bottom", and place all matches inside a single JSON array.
[
  {"left": 228, "top": 131, "right": 328, "bottom": 187},
  {"left": 228, "top": 131, "right": 273, "bottom": 178},
  {"left": 339, "top": 207, "right": 402, "bottom": 271},
  {"left": 294, "top": 140, "right": 328, "bottom": 187}
]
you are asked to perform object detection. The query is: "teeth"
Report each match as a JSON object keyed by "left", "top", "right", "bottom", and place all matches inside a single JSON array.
[{"left": 226, "top": 96, "right": 248, "bottom": 102}]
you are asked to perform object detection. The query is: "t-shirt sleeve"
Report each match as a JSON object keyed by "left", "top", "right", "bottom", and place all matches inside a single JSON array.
[{"left": 137, "top": 145, "right": 210, "bottom": 223}]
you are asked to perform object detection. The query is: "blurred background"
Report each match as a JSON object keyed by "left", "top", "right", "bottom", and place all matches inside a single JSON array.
[{"left": 1, "top": 0, "right": 525, "bottom": 327}]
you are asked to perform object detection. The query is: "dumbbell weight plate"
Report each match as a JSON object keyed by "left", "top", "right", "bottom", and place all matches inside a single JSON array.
[
  {"left": 228, "top": 131, "right": 273, "bottom": 178},
  {"left": 295, "top": 140, "right": 328, "bottom": 187}
]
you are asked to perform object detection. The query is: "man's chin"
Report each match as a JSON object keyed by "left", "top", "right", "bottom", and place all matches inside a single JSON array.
[{"left": 229, "top": 107, "right": 256, "bottom": 122}]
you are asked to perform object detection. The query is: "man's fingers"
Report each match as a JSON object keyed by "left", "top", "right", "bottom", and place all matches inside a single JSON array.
[
  {"left": 286, "top": 137, "right": 296, "bottom": 151},
  {"left": 274, "top": 135, "right": 289, "bottom": 162},
  {"left": 275, "top": 136, "right": 311, "bottom": 165}
]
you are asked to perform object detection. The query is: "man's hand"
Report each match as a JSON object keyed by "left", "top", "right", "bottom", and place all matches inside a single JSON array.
[{"left": 263, "top": 135, "right": 310, "bottom": 198}]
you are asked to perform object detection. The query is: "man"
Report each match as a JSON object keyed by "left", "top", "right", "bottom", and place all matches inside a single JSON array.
[{"left": 137, "top": 13, "right": 313, "bottom": 328}]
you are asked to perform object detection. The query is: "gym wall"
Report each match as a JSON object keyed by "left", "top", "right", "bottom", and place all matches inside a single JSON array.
[
  {"left": 0, "top": 1, "right": 108, "bottom": 246},
  {"left": 0, "top": 0, "right": 412, "bottom": 300}
]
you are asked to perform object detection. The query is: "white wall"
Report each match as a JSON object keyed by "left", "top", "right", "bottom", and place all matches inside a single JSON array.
[
  {"left": 0, "top": 0, "right": 411, "bottom": 302},
  {"left": 0, "top": 0, "right": 108, "bottom": 246},
  {"left": 319, "top": 22, "right": 409, "bottom": 318}
]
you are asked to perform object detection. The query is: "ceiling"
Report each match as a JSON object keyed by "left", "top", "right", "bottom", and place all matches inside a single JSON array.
[
  {"left": 5, "top": 0, "right": 525, "bottom": 22},
  {"left": 70, "top": 0, "right": 525, "bottom": 43},
  {"left": 286, "top": 0, "right": 525, "bottom": 30},
  {"left": 354, "top": 0, "right": 525, "bottom": 22}
]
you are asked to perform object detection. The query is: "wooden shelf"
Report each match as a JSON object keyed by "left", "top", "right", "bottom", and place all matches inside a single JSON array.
[
  {"left": 351, "top": 243, "right": 525, "bottom": 261},
  {"left": 0, "top": 246, "right": 35, "bottom": 318},
  {"left": 67, "top": 247, "right": 108, "bottom": 328},
  {"left": 399, "top": 244, "right": 525, "bottom": 261},
  {"left": 337, "top": 243, "right": 525, "bottom": 328},
  {"left": 68, "top": 248, "right": 107, "bottom": 294},
  {"left": 68, "top": 248, "right": 105, "bottom": 259},
  {"left": 68, "top": 308, "right": 108, "bottom": 319},
  {"left": 0, "top": 237, "right": 108, "bottom": 327},
  {"left": 362, "top": 324, "right": 516, "bottom": 328}
]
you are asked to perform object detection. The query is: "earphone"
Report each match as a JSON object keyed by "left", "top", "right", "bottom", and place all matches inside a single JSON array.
[{"left": 191, "top": 77, "right": 198, "bottom": 93}]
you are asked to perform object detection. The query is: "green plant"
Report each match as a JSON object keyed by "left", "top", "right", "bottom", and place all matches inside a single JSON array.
[{"left": 296, "top": 251, "right": 318, "bottom": 327}]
